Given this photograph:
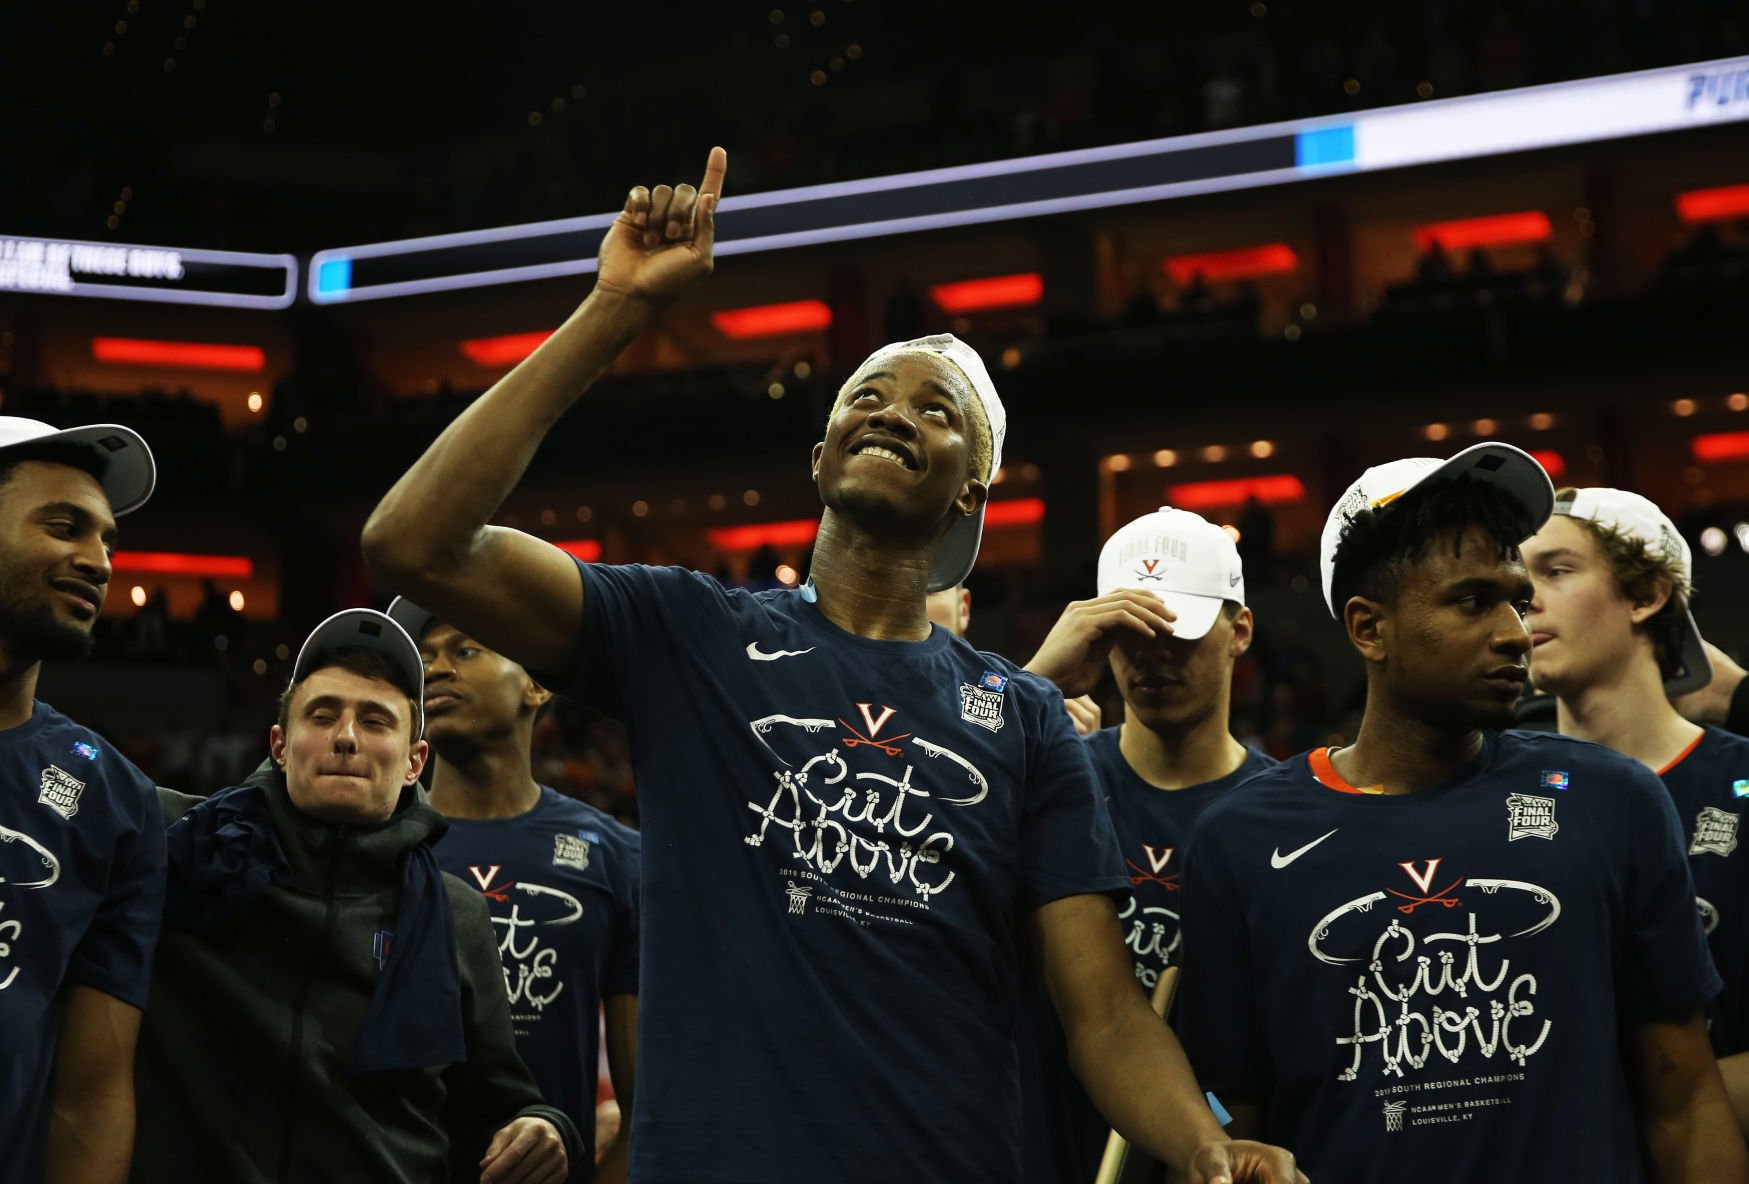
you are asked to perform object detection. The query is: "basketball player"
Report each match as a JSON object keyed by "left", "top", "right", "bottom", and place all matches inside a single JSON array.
[
  {"left": 0, "top": 418, "right": 161, "bottom": 1184},
  {"left": 1176, "top": 445, "right": 1745, "bottom": 1180},
  {"left": 363, "top": 148, "right": 1302, "bottom": 1184},
  {"left": 1521, "top": 487, "right": 1749, "bottom": 1130},
  {"left": 390, "top": 597, "right": 642, "bottom": 1180},
  {"left": 1021, "top": 506, "right": 1276, "bottom": 1183}
]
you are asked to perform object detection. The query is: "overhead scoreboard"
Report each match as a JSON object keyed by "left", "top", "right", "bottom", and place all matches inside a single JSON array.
[
  {"left": 4, "top": 55, "right": 1745, "bottom": 308},
  {"left": 307, "top": 55, "right": 1749, "bottom": 304},
  {"left": 0, "top": 236, "right": 296, "bottom": 309}
]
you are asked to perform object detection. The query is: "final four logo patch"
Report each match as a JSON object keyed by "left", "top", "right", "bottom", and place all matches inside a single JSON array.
[
  {"left": 1505, "top": 793, "right": 1559, "bottom": 842},
  {"left": 960, "top": 671, "right": 1007, "bottom": 732},
  {"left": 1691, "top": 807, "right": 1740, "bottom": 858},
  {"left": 38, "top": 766, "right": 86, "bottom": 819},
  {"left": 553, "top": 832, "right": 592, "bottom": 871}
]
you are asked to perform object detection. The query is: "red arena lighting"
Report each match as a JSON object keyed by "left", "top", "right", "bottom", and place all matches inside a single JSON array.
[
  {"left": 1412, "top": 212, "right": 1552, "bottom": 252},
  {"left": 461, "top": 331, "right": 553, "bottom": 367},
  {"left": 112, "top": 552, "right": 255, "bottom": 579},
  {"left": 705, "top": 500, "right": 1043, "bottom": 553},
  {"left": 707, "top": 519, "right": 822, "bottom": 552},
  {"left": 553, "top": 539, "right": 603, "bottom": 561},
  {"left": 1162, "top": 244, "right": 1299, "bottom": 285},
  {"left": 710, "top": 301, "right": 833, "bottom": 340},
  {"left": 929, "top": 273, "right": 1044, "bottom": 314},
  {"left": 1692, "top": 432, "right": 1749, "bottom": 464},
  {"left": 1675, "top": 184, "right": 1749, "bottom": 224},
  {"left": 983, "top": 497, "right": 1045, "bottom": 527},
  {"left": 1529, "top": 450, "right": 1567, "bottom": 480},
  {"left": 91, "top": 337, "right": 266, "bottom": 373},
  {"left": 1167, "top": 475, "right": 1307, "bottom": 510}
]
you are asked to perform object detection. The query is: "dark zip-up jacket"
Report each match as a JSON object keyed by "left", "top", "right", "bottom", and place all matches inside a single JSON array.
[{"left": 132, "top": 773, "right": 580, "bottom": 1184}]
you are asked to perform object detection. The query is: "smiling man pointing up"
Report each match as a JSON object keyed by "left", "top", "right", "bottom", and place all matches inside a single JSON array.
[{"left": 362, "top": 147, "right": 1302, "bottom": 1184}]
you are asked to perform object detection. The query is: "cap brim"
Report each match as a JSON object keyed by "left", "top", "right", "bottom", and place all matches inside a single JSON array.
[
  {"left": 1419, "top": 442, "right": 1555, "bottom": 541},
  {"left": 291, "top": 609, "right": 425, "bottom": 736},
  {"left": 929, "top": 508, "right": 986, "bottom": 593},
  {"left": 1155, "top": 592, "right": 1225, "bottom": 641},
  {"left": 1665, "top": 609, "right": 1714, "bottom": 696},
  {"left": 385, "top": 597, "right": 438, "bottom": 644},
  {"left": 18, "top": 424, "right": 156, "bottom": 516}
]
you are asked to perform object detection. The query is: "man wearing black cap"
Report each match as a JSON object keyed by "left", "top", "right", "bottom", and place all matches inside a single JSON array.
[
  {"left": 389, "top": 596, "right": 641, "bottom": 1183},
  {"left": 1175, "top": 445, "right": 1746, "bottom": 1181},
  {"left": 132, "top": 609, "right": 579, "bottom": 1184},
  {"left": 0, "top": 415, "right": 162, "bottom": 1184},
  {"left": 363, "top": 149, "right": 1301, "bottom": 1184}
]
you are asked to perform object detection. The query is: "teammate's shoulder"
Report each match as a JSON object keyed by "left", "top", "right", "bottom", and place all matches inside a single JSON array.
[
  {"left": 1496, "top": 728, "right": 1652, "bottom": 777},
  {"left": 1236, "top": 745, "right": 1283, "bottom": 777},
  {"left": 1196, "top": 754, "right": 1306, "bottom": 819},
  {"left": 581, "top": 560, "right": 745, "bottom": 606},
  {"left": 1494, "top": 729, "right": 1666, "bottom": 808},
  {"left": 960, "top": 646, "right": 1056, "bottom": 700},
  {"left": 1698, "top": 724, "right": 1749, "bottom": 763},
  {"left": 1079, "top": 723, "right": 1122, "bottom": 750},
  {"left": 25, "top": 702, "right": 154, "bottom": 791},
  {"left": 541, "top": 789, "right": 640, "bottom": 849}
]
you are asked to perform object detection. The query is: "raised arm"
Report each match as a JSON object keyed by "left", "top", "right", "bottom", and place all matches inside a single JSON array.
[
  {"left": 1023, "top": 590, "right": 1174, "bottom": 697},
  {"left": 361, "top": 148, "right": 728, "bottom": 674},
  {"left": 1031, "top": 894, "right": 1305, "bottom": 1184}
]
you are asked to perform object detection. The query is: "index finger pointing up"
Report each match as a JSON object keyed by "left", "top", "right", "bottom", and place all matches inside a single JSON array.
[{"left": 699, "top": 146, "right": 729, "bottom": 202}]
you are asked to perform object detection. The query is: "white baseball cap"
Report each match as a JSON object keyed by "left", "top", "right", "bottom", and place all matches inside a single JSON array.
[
  {"left": 1320, "top": 442, "right": 1555, "bottom": 616},
  {"left": 1097, "top": 507, "right": 1243, "bottom": 641},
  {"left": 848, "top": 334, "right": 1007, "bottom": 593},
  {"left": 1552, "top": 487, "right": 1712, "bottom": 695},
  {"left": 0, "top": 416, "right": 155, "bottom": 515},
  {"left": 290, "top": 608, "right": 426, "bottom": 736}
]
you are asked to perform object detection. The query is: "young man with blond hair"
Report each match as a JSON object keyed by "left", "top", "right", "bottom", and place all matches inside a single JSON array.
[{"left": 1523, "top": 487, "right": 1749, "bottom": 1129}]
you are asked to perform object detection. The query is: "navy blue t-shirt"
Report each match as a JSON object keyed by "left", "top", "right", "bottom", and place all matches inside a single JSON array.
[
  {"left": 434, "top": 788, "right": 640, "bottom": 1171},
  {"left": 1, "top": 701, "right": 166, "bottom": 1181},
  {"left": 1659, "top": 725, "right": 1749, "bottom": 1057},
  {"left": 1021, "top": 730, "right": 1277, "bottom": 1184},
  {"left": 1177, "top": 730, "right": 1718, "bottom": 1183},
  {"left": 568, "top": 563, "right": 1128, "bottom": 1184}
]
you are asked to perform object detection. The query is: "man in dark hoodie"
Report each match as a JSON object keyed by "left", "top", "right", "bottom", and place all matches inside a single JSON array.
[{"left": 132, "top": 608, "right": 579, "bottom": 1184}]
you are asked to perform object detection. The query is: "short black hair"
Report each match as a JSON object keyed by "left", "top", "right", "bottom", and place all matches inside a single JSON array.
[
  {"left": 0, "top": 441, "right": 110, "bottom": 495},
  {"left": 1331, "top": 476, "right": 1529, "bottom": 611}
]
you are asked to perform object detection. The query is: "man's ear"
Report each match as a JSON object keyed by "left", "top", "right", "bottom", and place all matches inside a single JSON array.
[
  {"left": 955, "top": 476, "right": 989, "bottom": 519},
  {"left": 1345, "top": 597, "right": 1389, "bottom": 666},
  {"left": 405, "top": 739, "right": 430, "bottom": 786},
  {"left": 269, "top": 724, "right": 288, "bottom": 768},
  {"left": 1627, "top": 577, "right": 1676, "bottom": 626},
  {"left": 810, "top": 440, "right": 824, "bottom": 483},
  {"left": 524, "top": 679, "right": 554, "bottom": 713},
  {"left": 1229, "top": 606, "right": 1255, "bottom": 659}
]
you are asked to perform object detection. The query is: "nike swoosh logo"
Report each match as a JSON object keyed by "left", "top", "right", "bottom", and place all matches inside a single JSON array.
[
  {"left": 746, "top": 642, "right": 815, "bottom": 661},
  {"left": 1270, "top": 828, "right": 1339, "bottom": 869}
]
